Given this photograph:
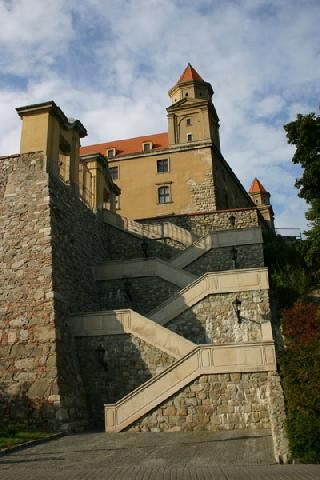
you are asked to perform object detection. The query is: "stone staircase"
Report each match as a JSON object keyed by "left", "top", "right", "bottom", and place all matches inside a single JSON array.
[
  {"left": 94, "top": 227, "right": 263, "bottom": 284},
  {"left": 104, "top": 342, "right": 276, "bottom": 432},
  {"left": 69, "top": 308, "right": 195, "bottom": 360},
  {"left": 69, "top": 267, "right": 274, "bottom": 430},
  {"left": 68, "top": 222, "right": 282, "bottom": 450},
  {"left": 102, "top": 209, "right": 198, "bottom": 247}
]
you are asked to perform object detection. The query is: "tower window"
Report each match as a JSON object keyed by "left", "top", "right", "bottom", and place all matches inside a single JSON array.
[
  {"left": 157, "top": 159, "right": 169, "bottom": 173},
  {"left": 186, "top": 118, "right": 192, "bottom": 126},
  {"left": 187, "top": 133, "right": 193, "bottom": 142},
  {"left": 185, "top": 92, "right": 188, "bottom": 97},
  {"left": 109, "top": 166, "right": 119, "bottom": 180},
  {"left": 143, "top": 142, "right": 152, "bottom": 153},
  {"left": 158, "top": 185, "right": 171, "bottom": 204}
]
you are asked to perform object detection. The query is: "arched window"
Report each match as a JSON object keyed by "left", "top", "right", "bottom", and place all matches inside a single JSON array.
[{"left": 158, "top": 185, "right": 170, "bottom": 204}]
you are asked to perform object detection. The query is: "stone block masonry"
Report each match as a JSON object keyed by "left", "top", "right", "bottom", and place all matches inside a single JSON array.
[
  {"left": 167, "top": 290, "right": 271, "bottom": 344},
  {"left": 185, "top": 244, "right": 264, "bottom": 276},
  {"left": 0, "top": 153, "right": 59, "bottom": 430},
  {"left": 125, "top": 370, "right": 288, "bottom": 461},
  {"left": 0, "top": 152, "right": 181, "bottom": 431},
  {"left": 139, "top": 208, "right": 262, "bottom": 237},
  {"left": 97, "top": 277, "right": 180, "bottom": 315},
  {"left": 127, "top": 373, "right": 271, "bottom": 433},
  {"left": 75, "top": 335, "right": 175, "bottom": 427}
]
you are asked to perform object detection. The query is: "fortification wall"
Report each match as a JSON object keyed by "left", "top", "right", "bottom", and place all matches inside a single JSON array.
[
  {"left": 167, "top": 290, "right": 271, "bottom": 344},
  {"left": 0, "top": 152, "right": 179, "bottom": 431},
  {"left": 97, "top": 277, "right": 180, "bottom": 315},
  {"left": 185, "top": 244, "right": 264, "bottom": 276},
  {"left": 139, "top": 208, "right": 261, "bottom": 237},
  {"left": 127, "top": 372, "right": 271, "bottom": 432},
  {"left": 75, "top": 335, "right": 175, "bottom": 427},
  {"left": 0, "top": 153, "right": 59, "bottom": 430}
]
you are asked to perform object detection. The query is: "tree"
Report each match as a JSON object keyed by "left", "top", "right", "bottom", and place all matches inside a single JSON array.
[{"left": 284, "top": 112, "right": 320, "bottom": 280}]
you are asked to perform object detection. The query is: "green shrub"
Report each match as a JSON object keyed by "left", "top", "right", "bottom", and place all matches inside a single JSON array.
[{"left": 280, "top": 304, "right": 320, "bottom": 463}]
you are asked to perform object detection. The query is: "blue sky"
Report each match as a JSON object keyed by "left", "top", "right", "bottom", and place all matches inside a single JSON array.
[{"left": 1, "top": 0, "right": 319, "bottom": 231}]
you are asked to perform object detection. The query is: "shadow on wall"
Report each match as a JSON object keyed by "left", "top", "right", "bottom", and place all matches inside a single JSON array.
[
  {"left": 0, "top": 384, "right": 59, "bottom": 432},
  {"left": 166, "top": 291, "right": 272, "bottom": 345},
  {"left": 97, "top": 277, "right": 180, "bottom": 315},
  {"left": 74, "top": 334, "right": 158, "bottom": 429}
]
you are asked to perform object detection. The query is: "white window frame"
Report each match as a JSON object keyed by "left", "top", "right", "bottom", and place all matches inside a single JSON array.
[
  {"left": 158, "top": 184, "right": 172, "bottom": 204},
  {"left": 107, "top": 148, "right": 116, "bottom": 159},
  {"left": 143, "top": 142, "right": 152, "bottom": 153}
]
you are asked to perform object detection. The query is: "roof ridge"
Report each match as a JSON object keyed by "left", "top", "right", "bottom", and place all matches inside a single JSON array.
[
  {"left": 177, "top": 63, "right": 204, "bottom": 83},
  {"left": 249, "top": 177, "right": 267, "bottom": 193}
]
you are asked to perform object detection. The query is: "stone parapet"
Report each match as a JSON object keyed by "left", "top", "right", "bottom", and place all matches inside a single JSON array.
[
  {"left": 149, "top": 268, "right": 270, "bottom": 328},
  {"left": 94, "top": 258, "right": 196, "bottom": 288},
  {"left": 69, "top": 309, "right": 195, "bottom": 359},
  {"left": 138, "top": 208, "right": 262, "bottom": 237}
]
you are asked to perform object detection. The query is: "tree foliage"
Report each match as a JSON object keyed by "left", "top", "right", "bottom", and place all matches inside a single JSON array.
[
  {"left": 284, "top": 112, "right": 320, "bottom": 278},
  {"left": 280, "top": 303, "right": 320, "bottom": 463}
]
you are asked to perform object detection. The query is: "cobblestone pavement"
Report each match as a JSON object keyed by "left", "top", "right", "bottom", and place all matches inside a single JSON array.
[{"left": 0, "top": 431, "right": 319, "bottom": 480}]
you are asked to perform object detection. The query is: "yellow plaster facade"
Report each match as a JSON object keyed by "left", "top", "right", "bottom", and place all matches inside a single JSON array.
[{"left": 81, "top": 64, "right": 261, "bottom": 221}]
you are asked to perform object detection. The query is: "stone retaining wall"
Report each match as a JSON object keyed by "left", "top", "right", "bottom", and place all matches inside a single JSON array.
[
  {"left": 139, "top": 208, "right": 261, "bottom": 237},
  {"left": 75, "top": 335, "right": 175, "bottom": 427},
  {"left": 185, "top": 244, "right": 264, "bottom": 276},
  {"left": 167, "top": 290, "right": 271, "bottom": 344},
  {"left": 127, "top": 372, "right": 271, "bottom": 432},
  {"left": 0, "top": 152, "right": 180, "bottom": 431},
  {"left": 97, "top": 277, "right": 180, "bottom": 315},
  {"left": 0, "top": 153, "right": 59, "bottom": 430}
]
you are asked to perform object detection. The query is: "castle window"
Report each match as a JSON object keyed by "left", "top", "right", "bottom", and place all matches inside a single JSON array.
[
  {"left": 143, "top": 142, "right": 152, "bottom": 153},
  {"left": 158, "top": 185, "right": 171, "bottom": 204},
  {"left": 115, "top": 195, "right": 120, "bottom": 210},
  {"left": 109, "top": 166, "right": 119, "bottom": 180},
  {"left": 185, "top": 92, "right": 188, "bottom": 97},
  {"left": 187, "top": 133, "right": 193, "bottom": 142},
  {"left": 107, "top": 148, "right": 116, "bottom": 159},
  {"left": 157, "top": 159, "right": 169, "bottom": 173},
  {"left": 186, "top": 118, "right": 192, "bottom": 126}
]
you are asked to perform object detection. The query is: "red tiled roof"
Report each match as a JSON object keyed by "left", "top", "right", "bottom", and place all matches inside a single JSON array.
[
  {"left": 249, "top": 178, "right": 267, "bottom": 193},
  {"left": 177, "top": 63, "right": 204, "bottom": 83},
  {"left": 80, "top": 132, "right": 168, "bottom": 157}
]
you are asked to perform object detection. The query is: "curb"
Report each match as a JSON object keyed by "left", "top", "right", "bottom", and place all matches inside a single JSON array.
[{"left": 0, "top": 432, "right": 65, "bottom": 456}]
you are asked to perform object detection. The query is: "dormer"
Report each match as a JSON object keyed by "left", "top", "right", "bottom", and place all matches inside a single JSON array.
[
  {"left": 107, "top": 147, "right": 116, "bottom": 159},
  {"left": 16, "top": 101, "right": 87, "bottom": 189},
  {"left": 142, "top": 141, "right": 153, "bottom": 153}
]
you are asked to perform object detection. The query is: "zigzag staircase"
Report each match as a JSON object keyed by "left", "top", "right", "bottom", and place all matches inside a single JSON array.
[
  {"left": 69, "top": 270, "right": 274, "bottom": 431},
  {"left": 68, "top": 224, "right": 275, "bottom": 432}
]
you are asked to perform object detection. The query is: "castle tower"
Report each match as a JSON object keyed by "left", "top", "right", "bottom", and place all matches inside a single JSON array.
[
  {"left": 249, "top": 178, "right": 275, "bottom": 230},
  {"left": 167, "top": 64, "right": 220, "bottom": 149},
  {"left": 16, "top": 101, "right": 87, "bottom": 190}
]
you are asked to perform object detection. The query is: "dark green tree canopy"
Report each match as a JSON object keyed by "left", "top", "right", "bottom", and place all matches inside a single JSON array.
[
  {"left": 284, "top": 112, "right": 320, "bottom": 203},
  {"left": 284, "top": 112, "right": 320, "bottom": 277}
]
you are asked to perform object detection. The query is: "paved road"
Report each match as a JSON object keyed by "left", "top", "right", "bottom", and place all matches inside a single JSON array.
[{"left": 0, "top": 431, "right": 319, "bottom": 479}]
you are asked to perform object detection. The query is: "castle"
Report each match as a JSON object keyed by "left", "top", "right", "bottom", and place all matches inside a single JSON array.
[{"left": 0, "top": 65, "right": 288, "bottom": 462}]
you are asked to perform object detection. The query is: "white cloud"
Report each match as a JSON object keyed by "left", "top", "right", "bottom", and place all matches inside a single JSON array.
[{"left": 1, "top": 0, "right": 319, "bottom": 230}]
